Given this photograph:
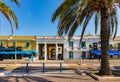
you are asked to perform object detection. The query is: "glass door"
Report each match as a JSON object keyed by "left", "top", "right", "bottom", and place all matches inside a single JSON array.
[{"left": 69, "top": 51, "right": 73, "bottom": 60}]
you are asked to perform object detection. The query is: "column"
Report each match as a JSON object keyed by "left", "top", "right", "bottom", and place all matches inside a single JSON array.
[
  {"left": 44, "top": 43, "right": 47, "bottom": 60},
  {"left": 36, "top": 43, "right": 39, "bottom": 60},
  {"left": 56, "top": 43, "right": 58, "bottom": 60},
  {"left": 86, "top": 39, "right": 89, "bottom": 50}
]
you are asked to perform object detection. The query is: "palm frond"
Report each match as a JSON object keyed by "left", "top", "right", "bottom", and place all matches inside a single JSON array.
[
  {"left": 0, "top": 1, "right": 13, "bottom": 33},
  {"left": 68, "top": 20, "right": 78, "bottom": 41},
  {"left": 113, "top": 14, "right": 118, "bottom": 39},
  {"left": 0, "top": 1, "right": 18, "bottom": 33},
  {"left": 11, "top": 0, "right": 20, "bottom": 6},
  {"left": 52, "top": 0, "right": 119, "bottom": 42},
  {"left": 9, "top": 10, "right": 18, "bottom": 28},
  {"left": 80, "top": 11, "right": 94, "bottom": 43},
  {"left": 95, "top": 12, "right": 100, "bottom": 34},
  {"left": 52, "top": 0, "right": 79, "bottom": 22},
  {"left": 108, "top": 0, "right": 114, "bottom": 8}
]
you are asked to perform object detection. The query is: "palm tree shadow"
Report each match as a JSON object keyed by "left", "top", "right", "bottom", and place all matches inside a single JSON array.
[
  {"left": 25, "top": 76, "right": 52, "bottom": 82},
  {"left": 13, "top": 66, "right": 75, "bottom": 73},
  {"left": 0, "top": 67, "right": 6, "bottom": 72},
  {"left": 48, "top": 75, "right": 90, "bottom": 80},
  {"left": 0, "top": 76, "right": 52, "bottom": 82},
  {"left": 0, "top": 76, "right": 11, "bottom": 82},
  {"left": 112, "top": 66, "right": 120, "bottom": 76},
  {"left": 12, "top": 66, "right": 42, "bottom": 73}
]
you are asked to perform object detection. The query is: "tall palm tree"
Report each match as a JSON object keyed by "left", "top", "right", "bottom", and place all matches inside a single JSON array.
[
  {"left": 52, "top": 0, "right": 120, "bottom": 75},
  {"left": 0, "top": 0, "right": 20, "bottom": 33}
]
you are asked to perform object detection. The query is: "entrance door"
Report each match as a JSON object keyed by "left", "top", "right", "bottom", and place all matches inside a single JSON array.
[
  {"left": 50, "top": 49, "right": 56, "bottom": 60},
  {"left": 38, "top": 44, "right": 45, "bottom": 60},
  {"left": 82, "top": 52, "right": 86, "bottom": 59},
  {"left": 69, "top": 51, "right": 73, "bottom": 60}
]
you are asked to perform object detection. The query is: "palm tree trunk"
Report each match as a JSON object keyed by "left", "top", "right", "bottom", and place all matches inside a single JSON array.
[{"left": 99, "top": 5, "right": 112, "bottom": 75}]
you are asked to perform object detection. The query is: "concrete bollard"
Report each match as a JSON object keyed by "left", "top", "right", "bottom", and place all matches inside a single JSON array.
[
  {"left": 60, "top": 63, "right": 62, "bottom": 73},
  {"left": 26, "top": 63, "right": 29, "bottom": 73}
]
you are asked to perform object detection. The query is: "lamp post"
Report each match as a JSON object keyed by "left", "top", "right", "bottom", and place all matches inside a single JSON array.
[
  {"left": 7, "top": 35, "right": 13, "bottom": 47},
  {"left": 13, "top": 41, "right": 17, "bottom": 64},
  {"left": 79, "top": 43, "right": 82, "bottom": 65},
  {"left": 8, "top": 35, "right": 17, "bottom": 64}
]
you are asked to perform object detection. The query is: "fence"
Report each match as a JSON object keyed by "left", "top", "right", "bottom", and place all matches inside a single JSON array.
[{"left": 25, "top": 63, "right": 63, "bottom": 73}]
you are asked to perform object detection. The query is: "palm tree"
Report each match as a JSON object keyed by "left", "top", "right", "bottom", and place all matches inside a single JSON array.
[
  {"left": 0, "top": 0, "right": 20, "bottom": 33},
  {"left": 52, "top": 0, "right": 120, "bottom": 75}
]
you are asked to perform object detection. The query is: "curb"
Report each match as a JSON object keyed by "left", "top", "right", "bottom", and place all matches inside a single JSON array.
[
  {"left": 5, "top": 73, "right": 80, "bottom": 77},
  {"left": 85, "top": 71, "right": 99, "bottom": 80},
  {"left": 76, "top": 69, "right": 86, "bottom": 76},
  {"left": 85, "top": 71, "right": 120, "bottom": 81}
]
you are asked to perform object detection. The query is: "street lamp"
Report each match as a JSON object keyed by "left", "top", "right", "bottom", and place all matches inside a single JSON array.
[
  {"left": 8, "top": 35, "right": 17, "bottom": 64},
  {"left": 7, "top": 35, "right": 13, "bottom": 48},
  {"left": 13, "top": 41, "right": 17, "bottom": 64}
]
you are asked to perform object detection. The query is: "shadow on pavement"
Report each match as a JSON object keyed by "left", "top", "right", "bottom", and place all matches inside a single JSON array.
[
  {"left": 112, "top": 66, "right": 120, "bottom": 76},
  {"left": 0, "top": 67, "right": 6, "bottom": 73},
  {"left": 47, "top": 75, "right": 90, "bottom": 80},
  {"left": 0, "top": 76, "right": 52, "bottom": 82}
]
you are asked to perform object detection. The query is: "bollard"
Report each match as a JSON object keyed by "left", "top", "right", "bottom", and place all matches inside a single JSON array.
[
  {"left": 42, "top": 63, "right": 45, "bottom": 73},
  {"left": 60, "top": 63, "right": 62, "bottom": 73},
  {"left": 26, "top": 63, "right": 29, "bottom": 73}
]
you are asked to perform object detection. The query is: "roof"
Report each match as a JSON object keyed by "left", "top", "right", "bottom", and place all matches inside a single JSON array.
[
  {"left": 86, "top": 33, "right": 93, "bottom": 36},
  {"left": 0, "top": 36, "right": 36, "bottom": 40}
]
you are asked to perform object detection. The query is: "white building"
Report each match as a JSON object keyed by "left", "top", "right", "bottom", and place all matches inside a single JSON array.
[{"left": 36, "top": 34, "right": 120, "bottom": 60}]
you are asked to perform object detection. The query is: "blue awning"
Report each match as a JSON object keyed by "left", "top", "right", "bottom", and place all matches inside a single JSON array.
[
  {"left": 91, "top": 50, "right": 120, "bottom": 55},
  {"left": 0, "top": 52, "right": 15, "bottom": 55},
  {"left": 22, "top": 50, "right": 39, "bottom": 55},
  {"left": 0, "top": 50, "right": 39, "bottom": 55}
]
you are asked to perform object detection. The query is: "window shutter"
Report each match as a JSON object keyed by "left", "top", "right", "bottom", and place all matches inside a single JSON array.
[{"left": 26, "top": 41, "right": 30, "bottom": 48}]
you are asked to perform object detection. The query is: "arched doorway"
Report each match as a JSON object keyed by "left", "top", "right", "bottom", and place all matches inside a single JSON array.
[{"left": 50, "top": 49, "right": 56, "bottom": 60}]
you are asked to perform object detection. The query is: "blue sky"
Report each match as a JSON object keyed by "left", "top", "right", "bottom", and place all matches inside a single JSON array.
[{"left": 0, "top": 0, "right": 120, "bottom": 36}]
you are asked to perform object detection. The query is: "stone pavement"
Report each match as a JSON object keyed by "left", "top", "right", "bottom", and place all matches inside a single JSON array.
[
  {"left": 0, "top": 75, "right": 94, "bottom": 82},
  {"left": 0, "top": 62, "right": 79, "bottom": 76},
  {"left": 0, "top": 60, "right": 120, "bottom": 82},
  {"left": 0, "top": 75, "right": 120, "bottom": 82},
  {"left": 0, "top": 62, "right": 96, "bottom": 82}
]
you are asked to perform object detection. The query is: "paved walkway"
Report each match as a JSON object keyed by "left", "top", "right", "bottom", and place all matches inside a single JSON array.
[
  {"left": 1, "top": 75, "right": 120, "bottom": 82},
  {"left": 0, "top": 62, "right": 78, "bottom": 76},
  {"left": 0, "top": 76, "right": 94, "bottom": 82},
  {"left": 0, "top": 60, "right": 120, "bottom": 82},
  {"left": 0, "top": 62, "right": 96, "bottom": 82}
]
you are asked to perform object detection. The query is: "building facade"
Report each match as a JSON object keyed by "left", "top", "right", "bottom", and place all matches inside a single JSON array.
[
  {"left": 0, "top": 35, "right": 120, "bottom": 60},
  {"left": 0, "top": 36, "right": 36, "bottom": 59},
  {"left": 36, "top": 35, "right": 120, "bottom": 60},
  {"left": 36, "top": 35, "right": 99, "bottom": 60}
]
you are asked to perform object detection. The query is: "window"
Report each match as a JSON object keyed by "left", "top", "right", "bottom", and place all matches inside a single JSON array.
[
  {"left": 118, "top": 43, "right": 120, "bottom": 51},
  {"left": 109, "top": 44, "right": 113, "bottom": 49},
  {"left": 69, "top": 41, "right": 73, "bottom": 49},
  {"left": 81, "top": 41, "right": 86, "bottom": 48},
  {"left": 69, "top": 51, "right": 73, "bottom": 60},
  {"left": 98, "top": 41, "right": 101, "bottom": 45},
  {"left": 0, "top": 42, "right": 4, "bottom": 47},
  {"left": 58, "top": 47, "right": 62, "bottom": 54},
  {"left": 13, "top": 41, "right": 16, "bottom": 47},
  {"left": 26, "top": 41, "right": 30, "bottom": 48},
  {"left": 93, "top": 42, "right": 98, "bottom": 50}
]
